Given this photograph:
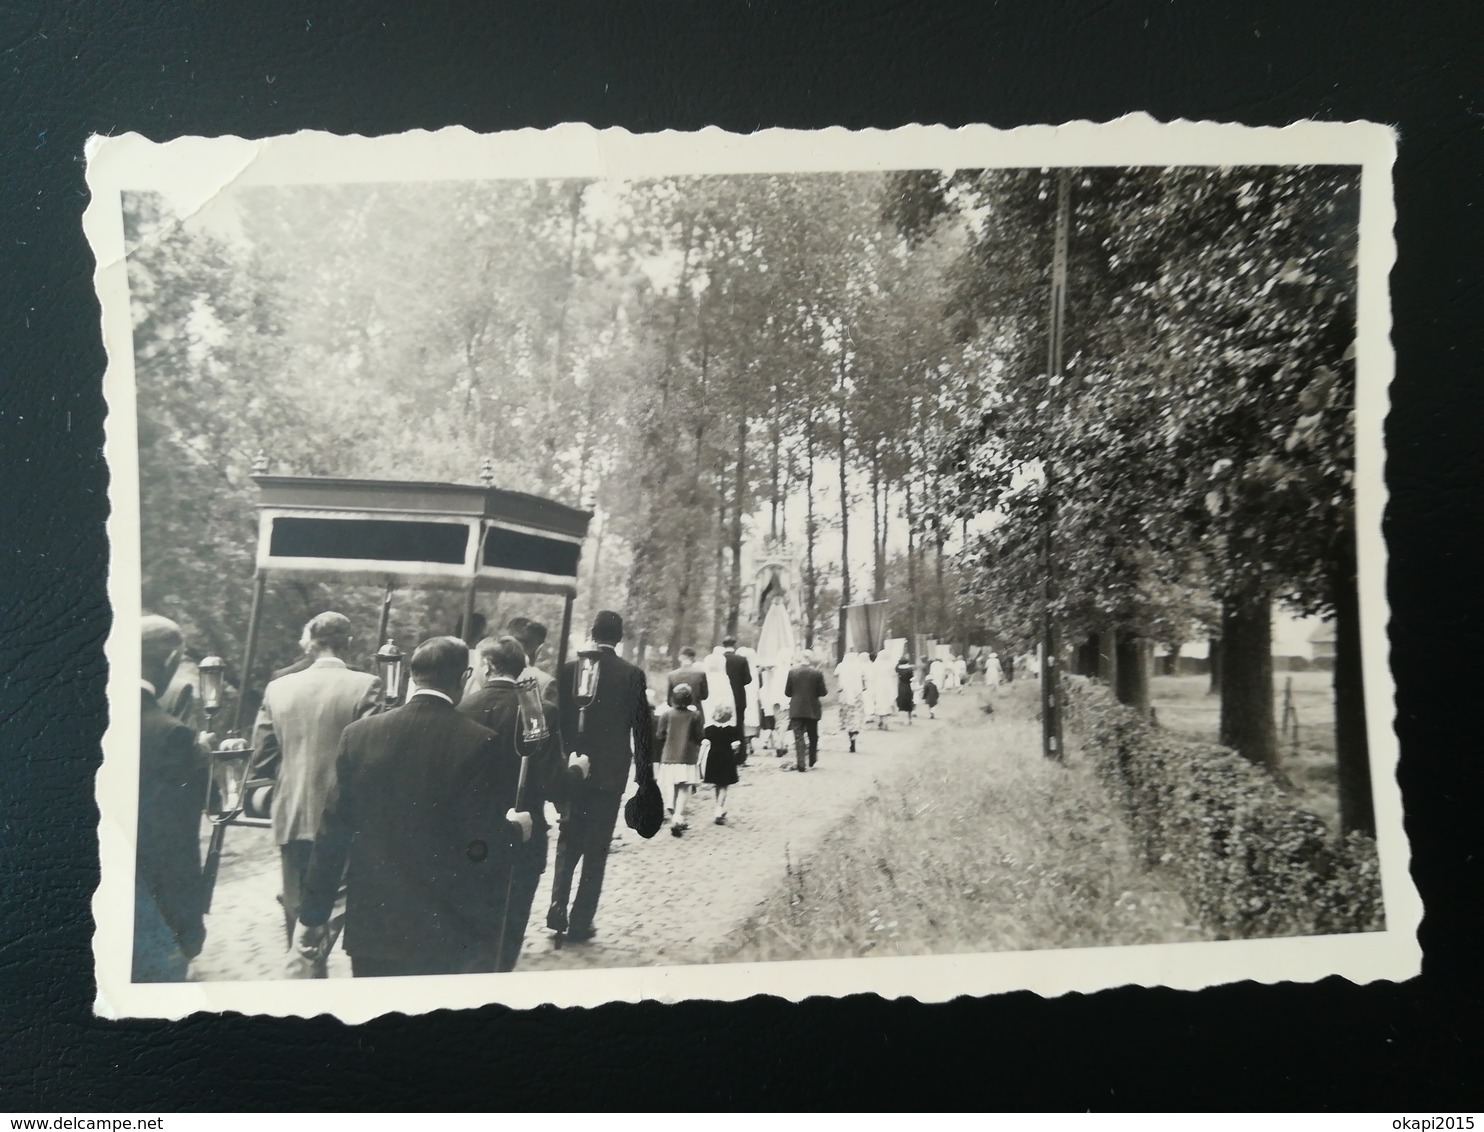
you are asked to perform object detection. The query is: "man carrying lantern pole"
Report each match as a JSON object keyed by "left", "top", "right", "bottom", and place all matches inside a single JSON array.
[
  {"left": 546, "top": 610, "right": 654, "bottom": 946},
  {"left": 459, "top": 635, "right": 589, "bottom": 972},
  {"left": 251, "top": 611, "right": 381, "bottom": 970}
]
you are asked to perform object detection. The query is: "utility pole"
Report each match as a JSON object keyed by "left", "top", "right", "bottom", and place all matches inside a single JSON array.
[{"left": 1040, "top": 170, "right": 1072, "bottom": 761}]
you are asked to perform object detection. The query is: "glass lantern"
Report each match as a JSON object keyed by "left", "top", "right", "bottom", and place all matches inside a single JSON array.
[
  {"left": 198, "top": 655, "right": 226, "bottom": 717},
  {"left": 575, "top": 648, "right": 602, "bottom": 707},
  {"left": 515, "top": 676, "right": 550, "bottom": 745},
  {"left": 375, "top": 639, "right": 404, "bottom": 706},
  {"left": 209, "top": 736, "right": 254, "bottom": 822}
]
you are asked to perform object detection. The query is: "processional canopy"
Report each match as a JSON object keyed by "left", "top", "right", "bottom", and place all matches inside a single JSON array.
[{"left": 252, "top": 474, "right": 592, "bottom": 596}]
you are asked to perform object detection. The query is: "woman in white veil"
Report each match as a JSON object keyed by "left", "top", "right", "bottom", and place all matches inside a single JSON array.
[{"left": 869, "top": 638, "right": 906, "bottom": 730}]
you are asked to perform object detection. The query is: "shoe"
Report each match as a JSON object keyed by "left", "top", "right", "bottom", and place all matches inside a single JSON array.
[
  {"left": 546, "top": 909, "right": 568, "bottom": 933},
  {"left": 565, "top": 924, "right": 597, "bottom": 943},
  {"left": 671, "top": 823, "right": 686, "bottom": 837},
  {"left": 714, "top": 814, "right": 726, "bottom": 825}
]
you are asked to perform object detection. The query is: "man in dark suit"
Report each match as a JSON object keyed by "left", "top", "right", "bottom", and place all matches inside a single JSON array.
[
  {"left": 665, "top": 646, "right": 709, "bottom": 723},
  {"left": 459, "top": 635, "right": 588, "bottom": 971},
  {"left": 720, "top": 635, "right": 753, "bottom": 764},
  {"left": 134, "top": 615, "right": 208, "bottom": 982},
  {"left": 546, "top": 610, "right": 654, "bottom": 943},
  {"left": 784, "top": 649, "right": 828, "bottom": 772},
  {"left": 294, "top": 636, "right": 534, "bottom": 978}
]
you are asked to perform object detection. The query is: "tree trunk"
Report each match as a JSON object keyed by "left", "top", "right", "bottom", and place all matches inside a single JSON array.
[
  {"left": 837, "top": 362, "right": 851, "bottom": 609},
  {"left": 711, "top": 478, "right": 727, "bottom": 647},
  {"left": 1114, "top": 634, "right": 1151, "bottom": 716},
  {"left": 1207, "top": 632, "right": 1223, "bottom": 694},
  {"left": 870, "top": 454, "right": 885, "bottom": 600},
  {"left": 1332, "top": 528, "right": 1375, "bottom": 836},
  {"left": 769, "top": 389, "right": 782, "bottom": 541},
  {"left": 935, "top": 528, "right": 946, "bottom": 637},
  {"left": 667, "top": 334, "right": 709, "bottom": 657},
  {"left": 803, "top": 415, "right": 817, "bottom": 648},
  {"left": 905, "top": 479, "right": 918, "bottom": 651},
  {"left": 728, "top": 415, "right": 746, "bottom": 636},
  {"left": 1218, "top": 590, "right": 1278, "bottom": 770}
]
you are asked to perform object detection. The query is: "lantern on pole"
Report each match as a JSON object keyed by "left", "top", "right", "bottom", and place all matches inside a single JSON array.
[
  {"left": 515, "top": 676, "right": 551, "bottom": 747},
  {"left": 197, "top": 655, "right": 227, "bottom": 718},
  {"left": 375, "top": 639, "right": 404, "bottom": 707},
  {"left": 574, "top": 646, "right": 603, "bottom": 741}
]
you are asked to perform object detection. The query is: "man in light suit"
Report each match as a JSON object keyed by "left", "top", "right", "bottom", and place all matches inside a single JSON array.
[{"left": 252, "top": 611, "right": 381, "bottom": 962}]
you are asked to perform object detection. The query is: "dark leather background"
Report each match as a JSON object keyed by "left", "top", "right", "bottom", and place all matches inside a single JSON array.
[{"left": 1, "top": 0, "right": 1478, "bottom": 1111}]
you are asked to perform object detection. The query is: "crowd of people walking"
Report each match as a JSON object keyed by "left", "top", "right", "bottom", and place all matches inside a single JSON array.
[{"left": 132, "top": 606, "right": 1000, "bottom": 983}]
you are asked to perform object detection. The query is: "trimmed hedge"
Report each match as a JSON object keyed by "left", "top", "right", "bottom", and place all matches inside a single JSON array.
[{"left": 1064, "top": 676, "right": 1384, "bottom": 939}]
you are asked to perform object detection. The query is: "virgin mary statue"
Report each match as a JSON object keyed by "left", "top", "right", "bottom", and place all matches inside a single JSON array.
[{"left": 755, "top": 596, "right": 797, "bottom": 722}]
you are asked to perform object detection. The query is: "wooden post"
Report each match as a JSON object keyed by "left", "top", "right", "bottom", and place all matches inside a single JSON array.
[{"left": 231, "top": 570, "right": 268, "bottom": 734}]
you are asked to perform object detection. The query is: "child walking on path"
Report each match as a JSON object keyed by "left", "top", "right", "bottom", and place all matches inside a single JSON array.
[
  {"left": 700, "top": 650, "right": 741, "bottom": 823},
  {"left": 701, "top": 702, "right": 740, "bottom": 824},
  {"left": 655, "top": 683, "right": 705, "bottom": 837}
]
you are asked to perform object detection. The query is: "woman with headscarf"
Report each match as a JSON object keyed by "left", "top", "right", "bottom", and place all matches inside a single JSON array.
[
  {"left": 870, "top": 639, "right": 906, "bottom": 730},
  {"left": 833, "top": 651, "right": 869, "bottom": 753}
]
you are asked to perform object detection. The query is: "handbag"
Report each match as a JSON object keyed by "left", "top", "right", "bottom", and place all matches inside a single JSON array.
[{"left": 624, "top": 765, "right": 665, "bottom": 839}]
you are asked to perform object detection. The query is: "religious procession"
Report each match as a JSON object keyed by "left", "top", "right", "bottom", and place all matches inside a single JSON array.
[
  {"left": 133, "top": 468, "right": 999, "bottom": 981},
  {"left": 123, "top": 158, "right": 1383, "bottom": 988}
]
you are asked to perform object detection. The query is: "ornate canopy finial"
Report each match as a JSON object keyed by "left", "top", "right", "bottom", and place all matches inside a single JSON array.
[
  {"left": 251, "top": 449, "right": 269, "bottom": 475},
  {"left": 478, "top": 456, "right": 496, "bottom": 487}
]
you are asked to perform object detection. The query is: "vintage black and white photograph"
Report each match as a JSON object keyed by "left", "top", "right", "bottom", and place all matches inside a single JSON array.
[{"left": 87, "top": 122, "right": 1415, "bottom": 1018}]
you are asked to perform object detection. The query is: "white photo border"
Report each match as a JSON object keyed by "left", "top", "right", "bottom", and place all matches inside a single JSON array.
[{"left": 87, "top": 117, "right": 1414, "bottom": 1021}]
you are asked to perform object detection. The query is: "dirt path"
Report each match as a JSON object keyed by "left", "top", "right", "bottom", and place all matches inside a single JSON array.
[{"left": 189, "top": 693, "right": 974, "bottom": 980}]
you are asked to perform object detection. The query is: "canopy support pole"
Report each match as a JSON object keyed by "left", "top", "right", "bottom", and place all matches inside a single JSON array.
[
  {"left": 556, "top": 590, "right": 576, "bottom": 677},
  {"left": 375, "top": 580, "right": 395, "bottom": 646},
  {"left": 460, "top": 579, "right": 479, "bottom": 644},
  {"left": 231, "top": 570, "right": 268, "bottom": 734}
]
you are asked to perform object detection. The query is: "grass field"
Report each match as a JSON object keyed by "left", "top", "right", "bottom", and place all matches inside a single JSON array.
[
  {"left": 724, "top": 689, "right": 1208, "bottom": 964},
  {"left": 1148, "top": 671, "right": 1340, "bottom": 832}
]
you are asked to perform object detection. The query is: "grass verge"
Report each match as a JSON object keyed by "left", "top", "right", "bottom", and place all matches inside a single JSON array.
[{"left": 723, "top": 689, "right": 1209, "bottom": 964}]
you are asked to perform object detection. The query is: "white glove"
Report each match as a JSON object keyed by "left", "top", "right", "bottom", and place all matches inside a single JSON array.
[
  {"left": 507, "top": 808, "right": 534, "bottom": 842},
  {"left": 294, "top": 922, "right": 329, "bottom": 960},
  {"left": 568, "top": 753, "right": 591, "bottom": 780}
]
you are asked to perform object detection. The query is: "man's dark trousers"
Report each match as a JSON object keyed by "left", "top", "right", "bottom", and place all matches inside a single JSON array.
[
  {"left": 548, "top": 787, "right": 623, "bottom": 933},
  {"left": 790, "top": 718, "right": 819, "bottom": 770}
]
